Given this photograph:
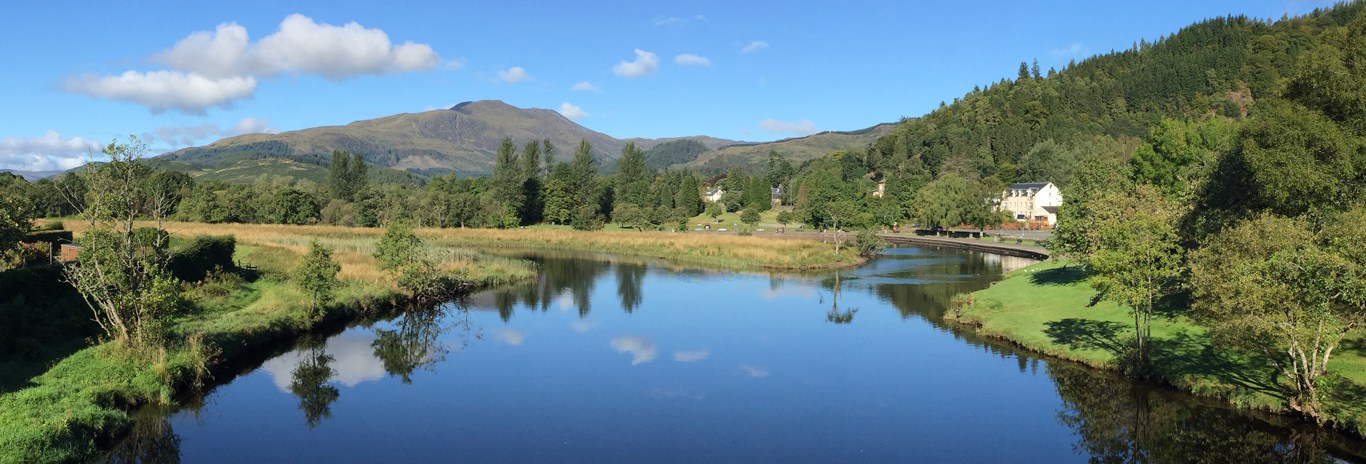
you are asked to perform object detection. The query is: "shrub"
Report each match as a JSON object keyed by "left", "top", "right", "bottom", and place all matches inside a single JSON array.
[
  {"left": 740, "top": 208, "right": 761, "bottom": 225},
  {"left": 167, "top": 235, "right": 236, "bottom": 283},
  {"left": 855, "top": 229, "right": 887, "bottom": 257}
]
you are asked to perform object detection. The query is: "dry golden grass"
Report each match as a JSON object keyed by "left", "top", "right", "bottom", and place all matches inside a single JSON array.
[
  {"left": 415, "top": 227, "right": 861, "bottom": 270},
  {"left": 65, "top": 221, "right": 860, "bottom": 273}
]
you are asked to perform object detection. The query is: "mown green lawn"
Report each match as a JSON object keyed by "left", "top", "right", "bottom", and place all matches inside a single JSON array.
[{"left": 954, "top": 260, "right": 1366, "bottom": 431}]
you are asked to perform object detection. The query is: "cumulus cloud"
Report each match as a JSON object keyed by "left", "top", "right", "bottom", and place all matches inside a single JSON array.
[
  {"left": 758, "top": 118, "right": 818, "bottom": 136},
  {"left": 741, "top": 40, "right": 769, "bottom": 53},
  {"left": 495, "top": 329, "right": 525, "bottom": 346},
  {"left": 673, "top": 350, "right": 709, "bottom": 362},
  {"left": 496, "top": 66, "right": 529, "bottom": 83},
  {"left": 559, "top": 102, "right": 588, "bottom": 120},
  {"left": 652, "top": 14, "right": 706, "bottom": 26},
  {"left": 62, "top": 71, "right": 257, "bottom": 115},
  {"left": 68, "top": 14, "right": 440, "bottom": 113},
  {"left": 613, "top": 49, "right": 658, "bottom": 78},
  {"left": 674, "top": 53, "right": 711, "bottom": 66},
  {"left": 155, "top": 14, "right": 440, "bottom": 79},
  {"left": 0, "top": 130, "right": 100, "bottom": 171},
  {"left": 1049, "top": 42, "right": 1090, "bottom": 59},
  {"left": 571, "top": 81, "right": 601, "bottom": 92},
  {"left": 610, "top": 336, "right": 657, "bottom": 365},
  {"left": 141, "top": 117, "right": 278, "bottom": 148}
]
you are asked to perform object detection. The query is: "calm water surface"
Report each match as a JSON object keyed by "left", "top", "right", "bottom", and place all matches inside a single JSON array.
[{"left": 113, "top": 247, "right": 1366, "bottom": 463}]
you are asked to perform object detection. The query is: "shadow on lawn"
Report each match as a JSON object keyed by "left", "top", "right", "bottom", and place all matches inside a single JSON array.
[
  {"left": 1150, "top": 330, "right": 1282, "bottom": 397},
  {"left": 1044, "top": 318, "right": 1129, "bottom": 354},
  {"left": 1028, "top": 265, "right": 1088, "bottom": 286},
  {"left": 1043, "top": 317, "right": 1282, "bottom": 398}
]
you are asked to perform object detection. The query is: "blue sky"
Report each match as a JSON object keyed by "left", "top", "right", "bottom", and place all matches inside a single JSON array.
[{"left": 0, "top": 0, "right": 1335, "bottom": 171}]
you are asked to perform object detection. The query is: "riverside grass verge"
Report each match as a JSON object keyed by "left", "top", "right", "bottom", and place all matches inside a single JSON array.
[
  {"left": 61, "top": 221, "right": 864, "bottom": 272},
  {"left": 0, "top": 224, "right": 537, "bottom": 463},
  {"left": 946, "top": 260, "right": 1366, "bottom": 436}
]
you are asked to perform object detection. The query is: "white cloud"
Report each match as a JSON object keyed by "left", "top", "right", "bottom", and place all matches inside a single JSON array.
[
  {"left": 652, "top": 14, "right": 706, "bottom": 26},
  {"left": 62, "top": 71, "right": 258, "bottom": 114},
  {"left": 232, "top": 117, "right": 277, "bottom": 135},
  {"left": 571, "top": 81, "right": 601, "bottom": 92},
  {"left": 739, "top": 364, "right": 769, "bottom": 378},
  {"left": 673, "top": 350, "right": 709, "bottom": 362},
  {"left": 559, "top": 102, "right": 588, "bottom": 120},
  {"left": 156, "top": 14, "right": 441, "bottom": 79},
  {"left": 758, "top": 118, "right": 818, "bottom": 136},
  {"left": 610, "top": 336, "right": 657, "bottom": 365},
  {"left": 141, "top": 117, "right": 278, "bottom": 148},
  {"left": 444, "top": 60, "right": 465, "bottom": 70},
  {"left": 154, "top": 22, "right": 250, "bottom": 79},
  {"left": 569, "top": 321, "right": 594, "bottom": 333},
  {"left": 674, "top": 53, "right": 711, "bottom": 66},
  {"left": 70, "top": 14, "right": 440, "bottom": 113},
  {"left": 1049, "top": 42, "right": 1090, "bottom": 59},
  {"left": 741, "top": 40, "right": 769, "bottom": 54},
  {"left": 613, "top": 49, "right": 658, "bottom": 78},
  {"left": 496, "top": 66, "right": 530, "bottom": 83},
  {"left": 495, "top": 329, "right": 525, "bottom": 346},
  {"left": 0, "top": 130, "right": 100, "bottom": 171}
]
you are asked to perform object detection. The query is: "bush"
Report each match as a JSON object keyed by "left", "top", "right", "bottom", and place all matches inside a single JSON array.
[
  {"left": 167, "top": 235, "right": 236, "bottom": 283},
  {"left": 40, "top": 221, "right": 64, "bottom": 231},
  {"left": 24, "top": 229, "right": 73, "bottom": 246},
  {"left": 740, "top": 209, "right": 761, "bottom": 225},
  {"left": 855, "top": 229, "right": 887, "bottom": 257}
]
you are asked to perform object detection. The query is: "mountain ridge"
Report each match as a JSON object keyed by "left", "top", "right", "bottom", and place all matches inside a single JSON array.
[{"left": 157, "top": 100, "right": 889, "bottom": 180}]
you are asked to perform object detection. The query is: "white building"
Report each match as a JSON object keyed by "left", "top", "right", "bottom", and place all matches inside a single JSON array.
[
  {"left": 999, "top": 182, "right": 1063, "bottom": 225},
  {"left": 705, "top": 187, "right": 725, "bottom": 203}
]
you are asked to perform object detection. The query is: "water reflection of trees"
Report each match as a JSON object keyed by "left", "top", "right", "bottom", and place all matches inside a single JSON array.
[
  {"left": 489, "top": 255, "right": 612, "bottom": 320},
  {"left": 372, "top": 303, "right": 468, "bottom": 384},
  {"left": 615, "top": 263, "right": 646, "bottom": 313},
  {"left": 824, "top": 271, "right": 856, "bottom": 324},
  {"left": 289, "top": 335, "right": 339, "bottom": 429},
  {"left": 869, "top": 250, "right": 1007, "bottom": 321},
  {"left": 1050, "top": 362, "right": 1360, "bottom": 463},
  {"left": 486, "top": 254, "right": 657, "bottom": 320},
  {"left": 104, "top": 412, "right": 181, "bottom": 463}
]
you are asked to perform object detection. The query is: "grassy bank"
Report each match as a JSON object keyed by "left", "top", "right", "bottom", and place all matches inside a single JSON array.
[
  {"left": 947, "top": 260, "right": 1366, "bottom": 434},
  {"left": 413, "top": 225, "right": 863, "bottom": 271},
  {"left": 0, "top": 225, "right": 537, "bottom": 463}
]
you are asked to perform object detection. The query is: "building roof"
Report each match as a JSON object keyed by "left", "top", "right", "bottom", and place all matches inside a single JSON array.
[{"left": 1009, "top": 182, "right": 1052, "bottom": 190}]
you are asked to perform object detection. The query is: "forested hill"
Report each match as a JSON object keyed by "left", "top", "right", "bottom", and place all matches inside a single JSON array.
[
  {"left": 155, "top": 99, "right": 889, "bottom": 183},
  {"left": 862, "top": 2, "right": 1365, "bottom": 188}
]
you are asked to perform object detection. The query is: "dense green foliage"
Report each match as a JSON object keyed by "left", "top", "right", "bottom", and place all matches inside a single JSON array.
[
  {"left": 166, "top": 235, "right": 236, "bottom": 283},
  {"left": 295, "top": 240, "right": 340, "bottom": 320}
]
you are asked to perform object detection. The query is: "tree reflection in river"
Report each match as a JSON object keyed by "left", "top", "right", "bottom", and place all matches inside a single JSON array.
[
  {"left": 372, "top": 303, "right": 469, "bottom": 384},
  {"left": 615, "top": 262, "right": 646, "bottom": 313},
  {"left": 104, "top": 411, "right": 181, "bottom": 464},
  {"left": 289, "top": 335, "right": 339, "bottom": 429},
  {"left": 1050, "top": 362, "right": 1356, "bottom": 463},
  {"left": 485, "top": 254, "right": 613, "bottom": 320}
]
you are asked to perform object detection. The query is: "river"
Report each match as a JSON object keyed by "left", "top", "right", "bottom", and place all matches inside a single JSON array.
[{"left": 109, "top": 246, "right": 1366, "bottom": 463}]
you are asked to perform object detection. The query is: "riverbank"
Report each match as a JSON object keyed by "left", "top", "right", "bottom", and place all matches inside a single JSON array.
[
  {"left": 946, "top": 260, "right": 1366, "bottom": 436},
  {"left": 412, "top": 226, "right": 866, "bottom": 271},
  {"left": 0, "top": 229, "right": 537, "bottom": 463}
]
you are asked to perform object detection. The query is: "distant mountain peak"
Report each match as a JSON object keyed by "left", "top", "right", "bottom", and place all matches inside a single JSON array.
[{"left": 157, "top": 100, "right": 884, "bottom": 180}]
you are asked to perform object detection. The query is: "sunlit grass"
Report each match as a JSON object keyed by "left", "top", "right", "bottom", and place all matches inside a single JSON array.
[{"left": 953, "top": 260, "right": 1366, "bottom": 431}]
